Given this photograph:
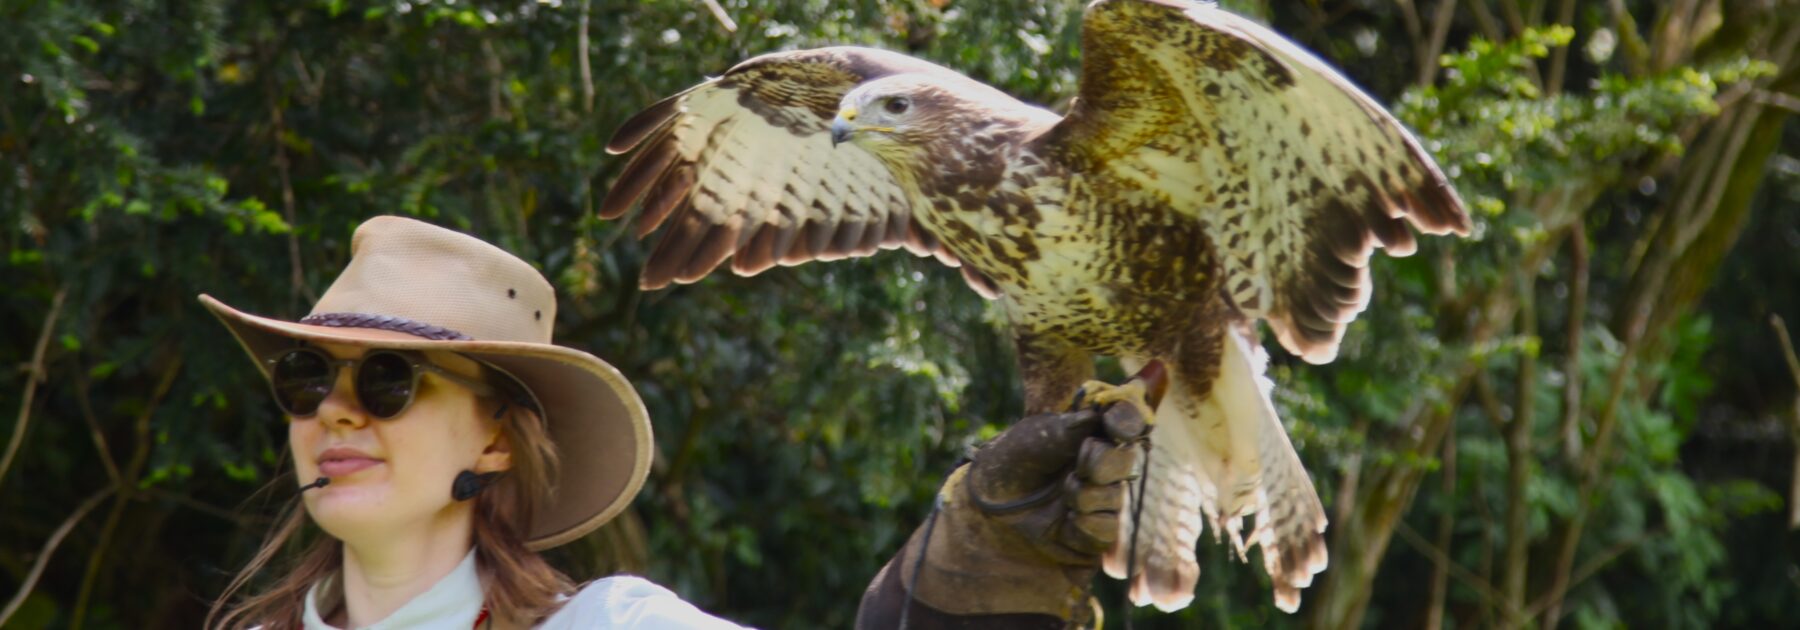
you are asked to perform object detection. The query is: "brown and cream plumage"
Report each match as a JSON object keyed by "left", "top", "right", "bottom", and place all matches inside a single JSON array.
[{"left": 602, "top": 0, "right": 1469, "bottom": 612}]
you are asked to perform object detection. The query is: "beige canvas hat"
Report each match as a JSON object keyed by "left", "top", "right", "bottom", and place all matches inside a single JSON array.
[{"left": 198, "top": 215, "right": 652, "bottom": 550}]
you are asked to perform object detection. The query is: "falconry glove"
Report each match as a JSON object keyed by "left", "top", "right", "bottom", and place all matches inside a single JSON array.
[{"left": 856, "top": 369, "right": 1161, "bottom": 630}]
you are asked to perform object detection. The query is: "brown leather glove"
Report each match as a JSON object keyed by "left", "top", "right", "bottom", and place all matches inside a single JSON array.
[{"left": 856, "top": 366, "right": 1162, "bottom": 630}]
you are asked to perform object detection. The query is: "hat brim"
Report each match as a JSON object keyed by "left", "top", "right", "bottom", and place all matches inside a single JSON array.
[{"left": 198, "top": 294, "right": 652, "bottom": 550}]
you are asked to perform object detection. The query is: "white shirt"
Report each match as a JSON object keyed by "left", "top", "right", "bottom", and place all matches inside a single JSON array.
[{"left": 300, "top": 550, "right": 747, "bottom": 629}]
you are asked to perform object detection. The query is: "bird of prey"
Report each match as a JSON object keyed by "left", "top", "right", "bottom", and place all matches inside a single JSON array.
[{"left": 600, "top": 0, "right": 1469, "bottom": 613}]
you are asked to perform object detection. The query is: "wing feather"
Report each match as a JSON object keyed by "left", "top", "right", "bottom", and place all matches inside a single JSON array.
[
  {"left": 601, "top": 129, "right": 680, "bottom": 220},
  {"left": 635, "top": 163, "right": 695, "bottom": 240},
  {"left": 1046, "top": 0, "right": 1471, "bottom": 364},
  {"left": 606, "top": 87, "right": 690, "bottom": 155},
  {"left": 601, "top": 47, "right": 989, "bottom": 294}
]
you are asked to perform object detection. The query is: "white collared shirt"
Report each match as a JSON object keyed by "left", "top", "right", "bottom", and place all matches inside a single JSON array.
[{"left": 300, "top": 550, "right": 747, "bottom": 629}]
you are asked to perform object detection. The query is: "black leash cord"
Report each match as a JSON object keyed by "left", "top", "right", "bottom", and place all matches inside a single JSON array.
[
  {"left": 900, "top": 492, "right": 945, "bottom": 630},
  {"left": 1122, "top": 440, "right": 1151, "bottom": 630}
]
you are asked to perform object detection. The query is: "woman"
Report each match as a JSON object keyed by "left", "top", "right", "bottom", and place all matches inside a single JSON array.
[
  {"left": 203, "top": 215, "right": 1151, "bottom": 629},
  {"left": 202, "top": 216, "right": 743, "bottom": 628}
]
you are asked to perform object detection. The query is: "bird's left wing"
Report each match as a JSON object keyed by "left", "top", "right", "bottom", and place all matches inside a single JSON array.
[
  {"left": 1043, "top": 0, "right": 1471, "bottom": 364},
  {"left": 604, "top": 47, "right": 991, "bottom": 294}
]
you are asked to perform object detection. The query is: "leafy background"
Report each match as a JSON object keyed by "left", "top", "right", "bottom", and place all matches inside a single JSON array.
[{"left": 2, "top": 0, "right": 1798, "bottom": 628}]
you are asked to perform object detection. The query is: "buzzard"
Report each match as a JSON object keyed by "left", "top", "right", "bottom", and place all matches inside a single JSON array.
[{"left": 601, "top": 0, "right": 1469, "bottom": 612}]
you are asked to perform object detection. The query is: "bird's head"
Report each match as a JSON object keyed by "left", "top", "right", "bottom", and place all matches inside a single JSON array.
[{"left": 831, "top": 77, "right": 946, "bottom": 155}]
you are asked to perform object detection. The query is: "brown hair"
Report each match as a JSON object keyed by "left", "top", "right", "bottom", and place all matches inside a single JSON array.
[{"left": 207, "top": 365, "right": 572, "bottom": 629}]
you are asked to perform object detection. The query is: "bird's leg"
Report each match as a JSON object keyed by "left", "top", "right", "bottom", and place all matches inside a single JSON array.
[
  {"left": 1075, "top": 379, "right": 1157, "bottom": 426},
  {"left": 1014, "top": 331, "right": 1093, "bottom": 416},
  {"left": 1076, "top": 359, "right": 1169, "bottom": 425}
]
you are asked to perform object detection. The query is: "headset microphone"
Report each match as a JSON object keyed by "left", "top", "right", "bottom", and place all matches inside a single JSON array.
[{"left": 300, "top": 476, "right": 332, "bottom": 492}]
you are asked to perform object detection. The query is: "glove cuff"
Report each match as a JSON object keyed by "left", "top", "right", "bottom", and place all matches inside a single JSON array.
[{"left": 901, "top": 467, "right": 1100, "bottom": 623}]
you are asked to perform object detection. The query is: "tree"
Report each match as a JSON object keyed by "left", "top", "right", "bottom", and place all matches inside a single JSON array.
[{"left": 2, "top": 1, "right": 1796, "bottom": 628}]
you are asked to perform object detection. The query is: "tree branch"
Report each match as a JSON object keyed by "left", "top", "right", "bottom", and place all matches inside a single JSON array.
[
  {"left": 75, "top": 374, "right": 123, "bottom": 485},
  {"left": 269, "top": 98, "right": 313, "bottom": 310},
  {"left": 1499, "top": 0, "right": 1529, "bottom": 35},
  {"left": 1419, "top": 0, "right": 1460, "bottom": 86},
  {"left": 1527, "top": 529, "right": 1657, "bottom": 621},
  {"left": 1312, "top": 216, "right": 1577, "bottom": 628},
  {"left": 1334, "top": 416, "right": 1371, "bottom": 526},
  {"left": 1498, "top": 0, "right": 1545, "bottom": 88},
  {"left": 67, "top": 355, "right": 180, "bottom": 626},
  {"left": 481, "top": 38, "right": 511, "bottom": 123},
  {"left": 1774, "top": 313, "right": 1800, "bottom": 402},
  {"left": 1771, "top": 314, "right": 1800, "bottom": 529},
  {"left": 70, "top": 488, "right": 129, "bottom": 630},
  {"left": 1759, "top": 89, "right": 1800, "bottom": 114},
  {"left": 1474, "top": 369, "right": 1510, "bottom": 437},
  {"left": 0, "top": 484, "right": 117, "bottom": 626},
  {"left": 1649, "top": 0, "right": 1702, "bottom": 74},
  {"left": 0, "top": 287, "right": 67, "bottom": 488},
  {"left": 143, "top": 487, "right": 268, "bottom": 526},
  {"left": 1396, "top": 0, "right": 1428, "bottom": 77},
  {"left": 1545, "top": 0, "right": 1577, "bottom": 94},
  {"left": 1472, "top": 459, "right": 1498, "bottom": 628},
  {"left": 1466, "top": 0, "right": 1506, "bottom": 42},
  {"left": 699, "top": 0, "right": 737, "bottom": 33},
  {"left": 1606, "top": 0, "right": 1651, "bottom": 76},
  {"left": 1502, "top": 270, "right": 1539, "bottom": 625},
  {"left": 1425, "top": 427, "right": 1457, "bottom": 630},
  {"left": 1560, "top": 223, "right": 1589, "bottom": 464},
  {"left": 1396, "top": 519, "right": 1504, "bottom": 611},
  {"left": 579, "top": 0, "right": 595, "bottom": 114},
  {"left": 1542, "top": 302, "right": 1646, "bottom": 628}
]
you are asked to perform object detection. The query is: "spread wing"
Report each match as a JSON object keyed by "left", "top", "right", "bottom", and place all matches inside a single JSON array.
[
  {"left": 603, "top": 47, "right": 996, "bottom": 296},
  {"left": 1045, "top": 0, "right": 1471, "bottom": 364}
]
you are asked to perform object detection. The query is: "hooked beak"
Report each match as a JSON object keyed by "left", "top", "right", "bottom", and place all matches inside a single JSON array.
[{"left": 831, "top": 117, "right": 855, "bottom": 147}]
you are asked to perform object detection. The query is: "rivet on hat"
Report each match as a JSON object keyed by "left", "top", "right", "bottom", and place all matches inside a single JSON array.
[
  {"left": 508, "top": 288, "right": 517, "bottom": 299},
  {"left": 534, "top": 310, "right": 542, "bottom": 321}
]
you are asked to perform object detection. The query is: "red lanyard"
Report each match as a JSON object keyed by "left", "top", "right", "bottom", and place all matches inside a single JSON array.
[{"left": 472, "top": 607, "right": 491, "bottom": 629}]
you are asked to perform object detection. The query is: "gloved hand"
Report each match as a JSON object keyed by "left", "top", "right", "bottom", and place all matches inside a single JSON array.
[{"left": 856, "top": 363, "right": 1166, "bottom": 630}]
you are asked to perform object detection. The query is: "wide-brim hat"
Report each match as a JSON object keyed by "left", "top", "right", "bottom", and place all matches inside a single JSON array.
[{"left": 199, "top": 215, "right": 651, "bottom": 550}]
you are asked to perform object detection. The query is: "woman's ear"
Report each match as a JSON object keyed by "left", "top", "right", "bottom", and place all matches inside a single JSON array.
[{"left": 475, "top": 421, "right": 514, "bottom": 474}]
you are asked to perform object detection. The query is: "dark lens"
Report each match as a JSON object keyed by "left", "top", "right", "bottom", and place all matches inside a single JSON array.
[
  {"left": 271, "top": 350, "right": 334, "bottom": 416},
  {"left": 357, "top": 352, "right": 417, "bottom": 418}
]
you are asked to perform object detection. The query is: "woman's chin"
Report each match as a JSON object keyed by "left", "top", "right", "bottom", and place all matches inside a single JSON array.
[{"left": 304, "top": 485, "right": 403, "bottom": 538}]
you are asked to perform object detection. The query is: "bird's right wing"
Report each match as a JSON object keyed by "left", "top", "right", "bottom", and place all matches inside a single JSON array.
[
  {"left": 603, "top": 47, "right": 995, "bottom": 296},
  {"left": 1044, "top": 0, "right": 1469, "bottom": 364}
]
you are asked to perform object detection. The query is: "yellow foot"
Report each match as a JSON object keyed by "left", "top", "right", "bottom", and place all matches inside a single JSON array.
[{"left": 1076, "top": 379, "right": 1157, "bottom": 425}]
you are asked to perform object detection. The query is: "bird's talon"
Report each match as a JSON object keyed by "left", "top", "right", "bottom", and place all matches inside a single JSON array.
[{"left": 1076, "top": 380, "right": 1157, "bottom": 425}]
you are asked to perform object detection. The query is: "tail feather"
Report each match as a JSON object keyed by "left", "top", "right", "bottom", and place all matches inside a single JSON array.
[
  {"left": 1104, "top": 438, "right": 1206, "bottom": 611},
  {"left": 1103, "top": 330, "right": 1329, "bottom": 612},
  {"left": 1229, "top": 330, "right": 1329, "bottom": 611}
]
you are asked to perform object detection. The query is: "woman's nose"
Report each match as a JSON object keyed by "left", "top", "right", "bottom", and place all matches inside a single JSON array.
[{"left": 312, "top": 365, "right": 370, "bottom": 429}]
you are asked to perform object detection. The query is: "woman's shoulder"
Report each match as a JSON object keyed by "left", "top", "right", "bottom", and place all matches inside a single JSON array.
[{"left": 535, "top": 575, "right": 750, "bottom": 630}]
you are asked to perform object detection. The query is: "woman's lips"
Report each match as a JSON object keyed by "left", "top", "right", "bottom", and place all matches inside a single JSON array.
[
  {"left": 316, "top": 447, "right": 383, "bottom": 478},
  {"left": 318, "top": 457, "right": 381, "bottom": 477}
]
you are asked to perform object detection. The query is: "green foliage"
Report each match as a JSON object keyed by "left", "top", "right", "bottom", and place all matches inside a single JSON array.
[
  {"left": 0, "top": 1, "right": 1079, "bottom": 627},
  {"left": 2, "top": 1, "right": 1795, "bottom": 629}
]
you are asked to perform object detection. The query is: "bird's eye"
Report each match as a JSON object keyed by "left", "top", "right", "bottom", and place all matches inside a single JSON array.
[{"left": 884, "top": 97, "right": 910, "bottom": 115}]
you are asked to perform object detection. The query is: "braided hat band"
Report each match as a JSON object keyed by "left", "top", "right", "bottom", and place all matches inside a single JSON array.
[{"left": 298, "top": 312, "right": 475, "bottom": 342}]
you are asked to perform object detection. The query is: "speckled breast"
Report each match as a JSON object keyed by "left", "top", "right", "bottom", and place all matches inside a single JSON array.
[{"left": 928, "top": 170, "right": 1224, "bottom": 357}]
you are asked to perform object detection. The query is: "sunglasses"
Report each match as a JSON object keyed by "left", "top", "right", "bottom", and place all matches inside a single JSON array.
[{"left": 263, "top": 347, "right": 513, "bottom": 420}]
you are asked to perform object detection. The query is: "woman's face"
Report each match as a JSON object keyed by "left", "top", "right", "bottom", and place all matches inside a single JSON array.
[{"left": 290, "top": 342, "right": 511, "bottom": 543}]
